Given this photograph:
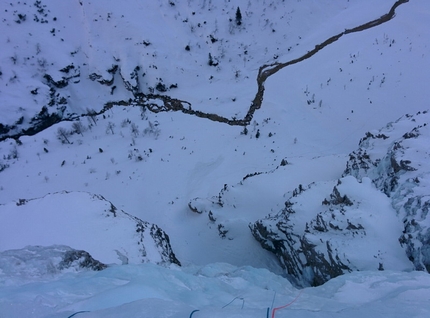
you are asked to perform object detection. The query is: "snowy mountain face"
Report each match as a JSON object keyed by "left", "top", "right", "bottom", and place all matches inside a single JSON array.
[
  {"left": 250, "top": 111, "right": 430, "bottom": 287},
  {"left": 1, "top": 0, "right": 430, "bottom": 316},
  {"left": 343, "top": 111, "right": 430, "bottom": 272}
]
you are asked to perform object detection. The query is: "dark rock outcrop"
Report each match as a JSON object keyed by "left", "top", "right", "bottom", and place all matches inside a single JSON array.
[
  {"left": 250, "top": 182, "right": 360, "bottom": 287},
  {"left": 251, "top": 112, "right": 429, "bottom": 287},
  {"left": 343, "top": 110, "right": 430, "bottom": 272},
  {"left": 59, "top": 248, "right": 107, "bottom": 271},
  {"left": 0, "top": 245, "right": 107, "bottom": 278},
  {"left": 126, "top": 210, "right": 181, "bottom": 266},
  {"left": 250, "top": 176, "right": 412, "bottom": 287}
]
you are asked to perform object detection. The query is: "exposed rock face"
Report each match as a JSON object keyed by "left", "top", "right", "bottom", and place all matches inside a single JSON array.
[
  {"left": 343, "top": 111, "right": 430, "bottom": 272},
  {"left": 250, "top": 111, "right": 430, "bottom": 286},
  {"left": 59, "top": 248, "right": 107, "bottom": 271},
  {"left": 125, "top": 210, "right": 181, "bottom": 266},
  {"left": 0, "top": 191, "right": 180, "bottom": 267},
  {"left": 251, "top": 177, "right": 411, "bottom": 287},
  {"left": 0, "top": 245, "right": 106, "bottom": 279},
  {"left": 250, "top": 183, "right": 333, "bottom": 286}
]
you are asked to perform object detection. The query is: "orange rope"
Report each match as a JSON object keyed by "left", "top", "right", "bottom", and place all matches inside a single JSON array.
[{"left": 271, "top": 289, "right": 303, "bottom": 318}]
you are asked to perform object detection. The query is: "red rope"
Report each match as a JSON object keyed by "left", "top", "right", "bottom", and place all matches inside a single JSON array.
[{"left": 271, "top": 289, "right": 303, "bottom": 318}]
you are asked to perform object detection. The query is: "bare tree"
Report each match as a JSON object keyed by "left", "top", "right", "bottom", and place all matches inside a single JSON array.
[
  {"left": 130, "top": 122, "right": 139, "bottom": 137},
  {"left": 86, "top": 108, "right": 98, "bottom": 126},
  {"left": 57, "top": 127, "right": 71, "bottom": 144},
  {"left": 143, "top": 121, "right": 160, "bottom": 139},
  {"left": 106, "top": 121, "right": 116, "bottom": 135},
  {"left": 71, "top": 120, "right": 85, "bottom": 136}
]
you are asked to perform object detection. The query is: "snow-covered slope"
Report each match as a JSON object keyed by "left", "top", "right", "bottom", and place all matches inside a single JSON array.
[
  {"left": 0, "top": 191, "right": 179, "bottom": 266},
  {"left": 1, "top": 0, "right": 428, "bottom": 140},
  {"left": 1, "top": 0, "right": 430, "bottom": 316},
  {"left": 1, "top": 0, "right": 363, "bottom": 136}
]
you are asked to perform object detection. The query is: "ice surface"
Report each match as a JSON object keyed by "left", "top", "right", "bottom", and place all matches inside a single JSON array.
[{"left": 1, "top": 261, "right": 429, "bottom": 318}]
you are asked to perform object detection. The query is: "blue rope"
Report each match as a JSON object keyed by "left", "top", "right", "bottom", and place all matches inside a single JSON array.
[
  {"left": 271, "top": 291, "right": 277, "bottom": 309},
  {"left": 222, "top": 296, "right": 239, "bottom": 308},
  {"left": 222, "top": 296, "right": 245, "bottom": 309},
  {"left": 67, "top": 311, "right": 90, "bottom": 318},
  {"left": 189, "top": 309, "right": 200, "bottom": 317}
]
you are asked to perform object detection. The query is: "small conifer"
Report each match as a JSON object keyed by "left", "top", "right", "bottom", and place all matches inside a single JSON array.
[{"left": 235, "top": 7, "right": 242, "bottom": 26}]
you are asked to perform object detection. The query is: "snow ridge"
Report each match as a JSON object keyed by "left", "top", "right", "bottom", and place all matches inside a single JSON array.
[{"left": 0, "top": 191, "right": 180, "bottom": 266}]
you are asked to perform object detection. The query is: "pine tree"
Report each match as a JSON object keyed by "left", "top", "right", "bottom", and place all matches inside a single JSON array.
[{"left": 235, "top": 7, "right": 242, "bottom": 26}]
